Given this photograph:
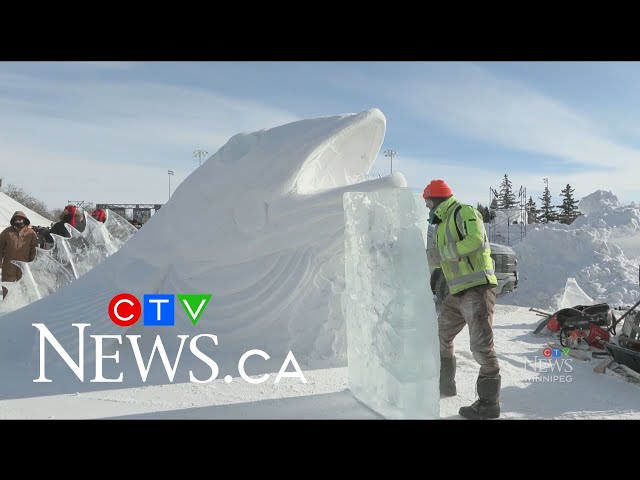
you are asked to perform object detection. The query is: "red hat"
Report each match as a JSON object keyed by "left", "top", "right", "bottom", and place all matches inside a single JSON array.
[
  {"left": 422, "top": 179, "right": 452, "bottom": 198},
  {"left": 91, "top": 209, "right": 106, "bottom": 223},
  {"left": 64, "top": 205, "right": 77, "bottom": 227}
]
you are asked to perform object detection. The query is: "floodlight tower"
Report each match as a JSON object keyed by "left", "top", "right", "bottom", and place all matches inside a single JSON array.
[
  {"left": 384, "top": 149, "right": 397, "bottom": 174},
  {"left": 194, "top": 149, "right": 208, "bottom": 168},
  {"left": 168, "top": 169, "right": 174, "bottom": 201}
]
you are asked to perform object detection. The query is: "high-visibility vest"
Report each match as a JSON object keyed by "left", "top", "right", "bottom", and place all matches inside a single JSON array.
[{"left": 434, "top": 196, "right": 497, "bottom": 295}]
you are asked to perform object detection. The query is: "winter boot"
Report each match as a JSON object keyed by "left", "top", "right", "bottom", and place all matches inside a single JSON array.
[
  {"left": 439, "top": 356, "right": 457, "bottom": 397},
  {"left": 458, "top": 374, "right": 501, "bottom": 419}
]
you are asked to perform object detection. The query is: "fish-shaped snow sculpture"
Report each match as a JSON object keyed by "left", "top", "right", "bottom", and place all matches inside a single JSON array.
[{"left": 0, "top": 108, "right": 407, "bottom": 394}]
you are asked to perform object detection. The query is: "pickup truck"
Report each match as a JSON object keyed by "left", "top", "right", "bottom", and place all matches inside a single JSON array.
[{"left": 426, "top": 228, "right": 518, "bottom": 304}]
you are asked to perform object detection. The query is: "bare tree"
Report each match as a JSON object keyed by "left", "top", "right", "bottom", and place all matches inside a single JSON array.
[{"left": 2, "top": 183, "right": 53, "bottom": 220}]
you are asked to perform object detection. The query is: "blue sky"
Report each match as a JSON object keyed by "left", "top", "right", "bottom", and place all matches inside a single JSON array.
[{"left": 1, "top": 61, "right": 640, "bottom": 216}]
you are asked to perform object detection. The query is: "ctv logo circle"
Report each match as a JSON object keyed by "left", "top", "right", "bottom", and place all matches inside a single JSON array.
[
  {"left": 108, "top": 294, "right": 142, "bottom": 327},
  {"left": 108, "top": 293, "right": 212, "bottom": 327},
  {"left": 542, "top": 347, "right": 564, "bottom": 358}
]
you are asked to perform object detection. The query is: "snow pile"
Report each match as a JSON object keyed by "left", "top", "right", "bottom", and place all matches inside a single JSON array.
[
  {"left": 571, "top": 190, "right": 640, "bottom": 260},
  {"left": 503, "top": 190, "right": 640, "bottom": 311},
  {"left": 0, "top": 191, "right": 52, "bottom": 230},
  {"left": 573, "top": 190, "right": 640, "bottom": 230},
  {"left": 577, "top": 190, "right": 623, "bottom": 217}
]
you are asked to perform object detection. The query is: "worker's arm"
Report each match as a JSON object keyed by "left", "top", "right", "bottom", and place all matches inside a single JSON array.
[{"left": 438, "top": 206, "right": 485, "bottom": 261}]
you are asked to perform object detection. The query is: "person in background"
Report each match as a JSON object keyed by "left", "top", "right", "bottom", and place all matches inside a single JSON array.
[
  {"left": 30, "top": 225, "right": 49, "bottom": 249},
  {"left": 0, "top": 211, "right": 38, "bottom": 299},
  {"left": 75, "top": 209, "right": 87, "bottom": 233},
  {"left": 44, "top": 205, "right": 81, "bottom": 247},
  {"left": 423, "top": 179, "right": 501, "bottom": 420},
  {"left": 90, "top": 209, "right": 107, "bottom": 223}
]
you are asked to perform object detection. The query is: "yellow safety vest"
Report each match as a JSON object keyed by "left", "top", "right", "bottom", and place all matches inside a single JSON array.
[{"left": 434, "top": 196, "right": 497, "bottom": 295}]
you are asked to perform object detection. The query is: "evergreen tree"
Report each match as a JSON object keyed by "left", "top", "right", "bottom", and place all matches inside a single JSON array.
[
  {"left": 525, "top": 196, "right": 539, "bottom": 224},
  {"left": 558, "top": 183, "right": 580, "bottom": 224},
  {"left": 476, "top": 203, "right": 491, "bottom": 223},
  {"left": 488, "top": 197, "right": 499, "bottom": 221},
  {"left": 499, "top": 174, "right": 517, "bottom": 209},
  {"left": 539, "top": 185, "right": 556, "bottom": 223}
]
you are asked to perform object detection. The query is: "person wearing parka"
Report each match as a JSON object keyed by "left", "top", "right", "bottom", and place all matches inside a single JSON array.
[{"left": 0, "top": 211, "right": 38, "bottom": 298}]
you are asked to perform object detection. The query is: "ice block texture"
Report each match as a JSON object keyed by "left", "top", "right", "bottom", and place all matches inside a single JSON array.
[{"left": 343, "top": 188, "right": 440, "bottom": 419}]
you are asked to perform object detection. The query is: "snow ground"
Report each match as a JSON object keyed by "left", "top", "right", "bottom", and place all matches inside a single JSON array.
[{"left": 1, "top": 305, "right": 637, "bottom": 420}]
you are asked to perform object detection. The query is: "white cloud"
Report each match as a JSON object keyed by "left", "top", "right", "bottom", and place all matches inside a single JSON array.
[
  {"left": 393, "top": 63, "right": 640, "bottom": 171},
  {"left": 0, "top": 73, "right": 299, "bottom": 209},
  {"left": 0, "top": 142, "right": 192, "bottom": 210}
]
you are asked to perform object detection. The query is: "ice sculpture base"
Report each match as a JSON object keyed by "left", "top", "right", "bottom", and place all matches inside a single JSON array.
[{"left": 343, "top": 188, "right": 440, "bottom": 419}]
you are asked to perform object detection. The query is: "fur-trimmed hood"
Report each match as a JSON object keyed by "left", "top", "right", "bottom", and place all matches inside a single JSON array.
[{"left": 10, "top": 211, "right": 30, "bottom": 227}]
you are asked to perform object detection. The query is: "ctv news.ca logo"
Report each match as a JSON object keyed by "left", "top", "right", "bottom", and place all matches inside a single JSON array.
[
  {"left": 523, "top": 347, "right": 574, "bottom": 383},
  {"left": 32, "top": 292, "right": 307, "bottom": 385}
]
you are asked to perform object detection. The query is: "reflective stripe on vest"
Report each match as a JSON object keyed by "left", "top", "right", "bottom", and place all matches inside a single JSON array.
[
  {"left": 463, "top": 241, "right": 492, "bottom": 257},
  {"left": 447, "top": 269, "right": 496, "bottom": 287},
  {"left": 444, "top": 224, "right": 460, "bottom": 273}
]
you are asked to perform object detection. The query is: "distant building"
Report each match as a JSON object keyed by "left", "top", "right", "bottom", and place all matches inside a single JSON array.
[{"left": 95, "top": 203, "right": 163, "bottom": 224}]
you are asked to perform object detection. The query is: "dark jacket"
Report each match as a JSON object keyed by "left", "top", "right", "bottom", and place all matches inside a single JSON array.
[
  {"left": 0, "top": 211, "right": 38, "bottom": 282},
  {"left": 44, "top": 206, "right": 85, "bottom": 243},
  {"left": 45, "top": 218, "right": 72, "bottom": 244}
]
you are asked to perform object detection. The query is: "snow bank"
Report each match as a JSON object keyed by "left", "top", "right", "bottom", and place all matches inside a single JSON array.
[
  {"left": 573, "top": 190, "right": 640, "bottom": 230},
  {"left": 577, "top": 190, "right": 622, "bottom": 217},
  {"left": 503, "top": 190, "right": 640, "bottom": 311}
]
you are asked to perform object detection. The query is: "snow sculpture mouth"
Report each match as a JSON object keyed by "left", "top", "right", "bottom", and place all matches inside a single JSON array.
[{"left": 292, "top": 109, "right": 387, "bottom": 194}]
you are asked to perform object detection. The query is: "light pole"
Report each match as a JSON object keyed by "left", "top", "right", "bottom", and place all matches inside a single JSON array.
[
  {"left": 384, "top": 149, "right": 397, "bottom": 174},
  {"left": 168, "top": 169, "right": 174, "bottom": 201},
  {"left": 194, "top": 149, "right": 208, "bottom": 168}
]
